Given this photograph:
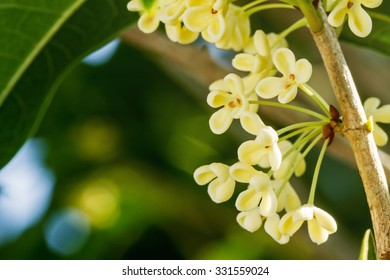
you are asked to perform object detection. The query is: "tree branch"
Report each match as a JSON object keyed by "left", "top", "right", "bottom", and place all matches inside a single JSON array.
[{"left": 308, "top": 3, "right": 390, "bottom": 259}]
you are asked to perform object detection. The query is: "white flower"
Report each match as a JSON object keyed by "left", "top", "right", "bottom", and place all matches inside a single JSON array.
[
  {"left": 127, "top": 0, "right": 161, "bottom": 33},
  {"left": 229, "top": 161, "right": 262, "bottom": 183},
  {"left": 165, "top": 22, "right": 199, "bottom": 44},
  {"left": 232, "top": 30, "right": 275, "bottom": 76},
  {"left": 364, "top": 97, "right": 390, "bottom": 146},
  {"left": 235, "top": 173, "right": 277, "bottom": 217},
  {"left": 264, "top": 214, "right": 290, "bottom": 244},
  {"left": 213, "top": 4, "right": 251, "bottom": 51},
  {"left": 327, "top": 0, "right": 383, "bottom": 38},
  {"left": 194, "top": 163, "right": 235, "bottom": 203},
  {"left": 236, "top": 208, "right": 263, "bottom": 233},
  {"left": 207, "top": 74, "right": 258, "bottom": 134},
  {"left": 272, "top": 140, "right": 306, "bottom": 179},
  {"left": 182, "top": 0, "right": 229, "bottom": 42},
  {"left": 273, "top": 180, "right": 301, "bottom": 213},
  {"left": 159, "top": 0, "right": 186, "bottom": 24},
  {"left": 237, "top": 118, "right": 282, "bottom": 170},
  {"left": 279, "top": 204, "right": 337, "bottom": 245},
  {"left": 255, "top": 48, "right": 312, "bottom": 104}
]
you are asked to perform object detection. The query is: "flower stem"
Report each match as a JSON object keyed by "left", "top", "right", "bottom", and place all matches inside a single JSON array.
[
  {"left": 250, "top": 100, "right": 328, "bottom": 121},
  {"left": 245, "top": 3, "right": 294, "bottom": 16},
  {"left": 276, "top": 131, "right": 322, "bottom": 196},
  {"left": 296, "top": 0, "right": 323, "bottom": 33},
  {"left": 307, "top": 138, "right": 329, "bottom": 204},
  {"left": 242, "top": 0, "right": 269, "bottom": 11},
  {"left": 277, "top": 121, "right": 326, "bottom": 136},
  {"left": 278, "top": 17, "right": 308, "bottom": 39},
  {"left": 300, "top": 83, "right": 330, "bottom": 117}
]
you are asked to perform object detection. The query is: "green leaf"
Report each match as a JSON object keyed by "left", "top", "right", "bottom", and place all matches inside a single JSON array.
[
  {"left": 358, "top": 229, "right": 377, "bottom": 260},
  {"left": 0, "top": 0, "right": 136, "bottom": 168},
  {"left": 0, "top": 0, "right": 85, "bottom": 106},
  {"left": 340, "top": 2, "right": 390, "bottom": 56}
]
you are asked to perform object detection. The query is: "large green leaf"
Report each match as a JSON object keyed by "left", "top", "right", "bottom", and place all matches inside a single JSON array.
[
  {"left": 0, "top": 0, "right": 85, "bottom": 106},
  {"left": 0, "top": 0, "right": 135, "bottom": 169},
  {"left": 340, "top": 2, "right": 390, "bottom": 56}
]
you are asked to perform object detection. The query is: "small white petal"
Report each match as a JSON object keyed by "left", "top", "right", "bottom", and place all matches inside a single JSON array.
[
  {"left": 273, "top": 48, "right": 296, "bottom": 76},
  {"left": 207, "top": 90, "right": 231, "bottom": 108},
  {"left": 279, "top": 211, "right": 304, "bottom": 236},
  {"left": 236, "top": 209, "right": 262, "bottom": 232},
  {"left": 256, "top": 77, "right": 285, "bottom": 99},
  {"left": 232, "top": 53, "right": 257, "bottom": 72},
  {"left": 364, "top": 97, "right": 380, "bottom": 116},
  {"left": 127, "top": 0, "right": 143, "bottom": 11},
  {"left": 293, "top": 204, "right": 314, "bottom": 223},
  {"left": 208, "top": 177, "right": 235, "bottom": 203},
  {"left": 374, "top": 105, "right": 390, "bottom": 123},
  {"left": 295, "top": 58, "right": 312, "bottom": 84},
  {"left": 259, "top": 191, "right": 278, "bottom": 217},
  {"left": 138, "top": 13, "right": 160, "bottom": 33},
  {"left": 348, "top": 5, "right": 372, "bottom": 37},
  {"left": 308, "top": 219, "right": 329, "bottom": 245},
  {"left": 240, "top": 111, "right": 265, "bottom": 136},
  {"left": 264, "top": 214, "right": 290, "bottom": 244},
  {"left": 204, "top": 12, "right": 226, "bottom": 42},
  {"left": 230, "top": 162, "right": 260, "bottom": 183},
  {"left": 224, "top": 73, "right": 245, "bottom": 96},
  {"left": 313, "top": 207, "right": 338, "bottom": 233},
  {"left": 373, "top": 123, "right": 389, "bottom": 146},
  {"left": 362, "top": 0, "right": 383, "bottom": 9},
  {"left": 209, "top": 107, "right": 233, "bottom": 134},
  {"left": 235, "top": 187, "right": 262, "bottom": 211},
  {"left": 193, "top": 165, "right": 215, "bottom": 185},
  {"left": 256, "top": 126, "right": 278, "bottom": 147},
  {"left": 327, "top": 3, "right": 348, "bottom": 28},
  {"left": 182, "top": 6, "right": 212, "bottom": 32},
  {"left": 254, "top": 29, "right": 271, "bottom": 57},
  {"left": 238, "top": 140, "right": 267, "bottom": 165},
  {"left": 278, "top": 85, "right": 298, "bottom": 104},
  {"left": 268, "top": 145, "right": 282, "bottom": 171}
]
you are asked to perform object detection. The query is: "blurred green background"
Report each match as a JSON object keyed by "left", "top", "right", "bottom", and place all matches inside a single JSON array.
[{"left": 0, "top": 18, "right": 389, "bottom": 259}]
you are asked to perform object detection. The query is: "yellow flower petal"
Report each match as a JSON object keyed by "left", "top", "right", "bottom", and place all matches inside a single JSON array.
[
  {"left": 255, "top": 77, "right": 285, "bottom": 99},
  {"left": 313, "top": 207, "right": 337, "bottom": 233},
  {"left": 236, "top": 209, "right": 263, "bottom": 232},
  {"left": 373, "top": 123, "right": 388, "bottom": 146},
  {"left": 327, "top": 2, "right": 348, "bottom": 27},
  {"left": 240, "top": 111, "right": 265, "bottom": 136},
  {"left": 235, "top": 187, "right": 262, "bottom": 211},
  {"left": 295, "top": 58, "right": 312, "bottom": 84},
  {"left": 238, "top": 140, "right": 267, "bottom": 165},
  {"left": 373, "top": 105, "right": 390, "bottom": 123},
  {"left": 193, "top": 165, "right": 216, "bottom": 185},
  {"left": 229, "top": 162, "right": 260, "bottom": 183},
  {"left": 308, "top": 219, "right": 329, "bottom": 245},
  {"left": 138, "top": 12, "right": 160, "bottom": 33},
  {"left": 254, "top": 30, "right": 270, "bottom": 57},
  {"left": 273, "top": 48, "right": 295, "bottom": 76},
  {"left": 232, "top": 53, "right": 258, "bottom": 72},
  {"left": 207, "top": 90, "right": 231, "bottom": 108},
  {"left": 348, "top": 4, "right": 372, "bottom": 37},
  {"left": 182, "top": 5, "right": 212, "bottom": 32},
  {"left": 209, "top": 107, "right": 233, "bottom": 134},
  {"left": 264, "top": 214, "right": 290, "bottom": 244},
  {"left": 208, "top": 176, "right": 235, "bottom": 203},
  {"left": 279, "top": 211, "right": 303, "bottom": 236},
  {"left": 362, "top": 0, "right": 382, "bottom": 8}
]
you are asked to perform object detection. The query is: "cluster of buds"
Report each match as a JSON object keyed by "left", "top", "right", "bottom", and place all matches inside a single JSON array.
[{"left": 127, "top": 0, "right": 387, "bottom": 245}]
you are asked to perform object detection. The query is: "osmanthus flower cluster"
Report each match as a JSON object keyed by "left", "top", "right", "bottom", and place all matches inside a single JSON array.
[{"left": 127, "top": 0, "right": 388, "bottom": 246}]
